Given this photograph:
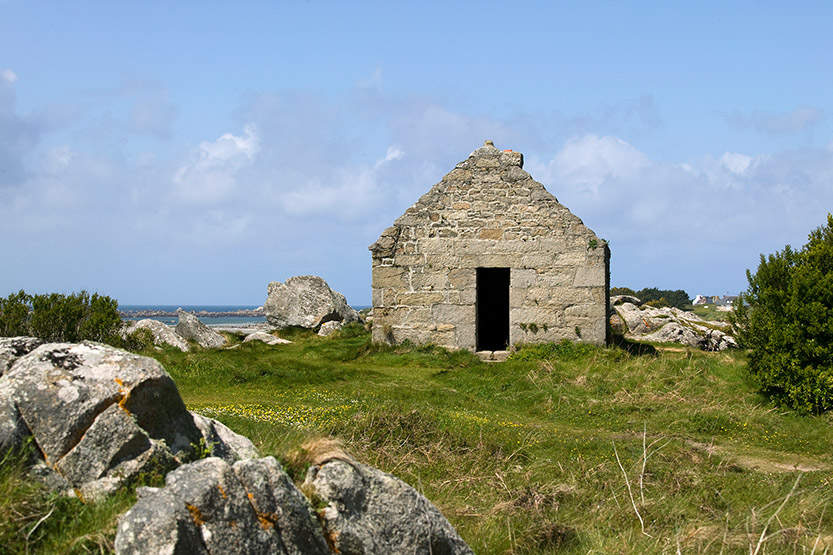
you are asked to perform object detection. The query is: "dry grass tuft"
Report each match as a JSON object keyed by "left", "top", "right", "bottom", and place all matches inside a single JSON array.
[
  {"left": 287, "top": 436, "right": 354, "bottom": 469},
  {"left": 522, "top": 521, "right": 580, "bottom": 551}
]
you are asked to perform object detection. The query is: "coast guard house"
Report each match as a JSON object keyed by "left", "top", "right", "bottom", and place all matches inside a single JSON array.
[{"left": 369, "top": 141, "right": 610, "bottom": 354}]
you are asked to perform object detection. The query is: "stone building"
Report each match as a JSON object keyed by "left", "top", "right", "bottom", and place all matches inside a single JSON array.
[{"left": 369, "top": 141, "right": 610, "bottom": 353}]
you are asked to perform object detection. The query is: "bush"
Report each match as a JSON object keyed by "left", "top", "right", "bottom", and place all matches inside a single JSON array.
[
  {"left": 0, "top": 290, "right": 123, "bottom": 345},
  {"left": 0, "top": 290, "right": 30, "bottom": 336},
  {"left": 122, "top": 328, "right": 155, "bottom": 352},
  {"left": 610, "top": 286, "right": 690, "bottom": 309},
  {"left": 731, "top": 214, "right": 833, "bottom": 413}
]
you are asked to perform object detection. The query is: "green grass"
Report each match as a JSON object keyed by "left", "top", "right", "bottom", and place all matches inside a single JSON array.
[
  {"left": 0, "top": 441, "right": 137, "bottom": 553},
  {"left": 689, "top": 303, "right": 733, "bottom": 322},
  {"left": 4, "top": 326, "right": 833, "bottom": 553}
]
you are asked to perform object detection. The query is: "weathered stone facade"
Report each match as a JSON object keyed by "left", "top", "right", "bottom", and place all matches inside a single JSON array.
[{"left": 369, "top": 141, "right": 610, "bottom": 351}]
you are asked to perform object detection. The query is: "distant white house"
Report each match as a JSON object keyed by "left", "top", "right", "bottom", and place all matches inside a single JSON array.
[{"left": 693, "top": 294, "right": 739, "bottom": 310}]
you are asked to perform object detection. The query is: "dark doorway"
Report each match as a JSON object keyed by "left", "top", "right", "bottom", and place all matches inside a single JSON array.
[{"left": 476, "top": 268, "right": 510, "bottom": 351}]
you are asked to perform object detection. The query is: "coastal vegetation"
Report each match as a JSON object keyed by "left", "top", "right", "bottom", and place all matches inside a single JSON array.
[
  {"left": 5, "top": 326, "right": 831, "bottom": 553},
  {"left": 610, "top": 286, "right": 691, "bottom": 310},
  {"left": 731, "top": 214, "right": 833, "bottom": 413},
  {"left": 0, "top": 290, "right": 122, "bottom": 345}
]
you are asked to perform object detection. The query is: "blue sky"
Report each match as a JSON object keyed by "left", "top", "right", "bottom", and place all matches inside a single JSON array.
[{"left": 1, "top": 1, "right": 831, "bottom": 306}]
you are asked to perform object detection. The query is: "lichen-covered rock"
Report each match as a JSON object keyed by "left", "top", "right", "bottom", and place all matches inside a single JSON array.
[
  {"left": 304, "top": 458, "right": 473, "bottom": 555},
  {"left": 614, "top": 302, "right": 737, "bottom": 351},
  {"left": 264, "top": 275, "right": 360, "bottom": 329},
  {"left": 0, "top": 337, "right": 44, "bottom": 452},
  {"left": 115, "top": 486, "right": 208, "bottom": 555},
  {"left": 233, "top": 457, "right": 330, "bottom": 555},
  {"left": 174, "top": 310, "right": 227, "bottom": 349},
  {"left": 123, "top": 319, "right": 190, "bottom": 352},
  {"left": 317, "top": 321, "right": 343, "bottom": 337},
  {"left": 0, "top": 341, "right": 255, "bottom": 498},
  {"left": 639, "top": 322, "right": 706, "bottom": 349},
  {"left": 242, "top": 331, "right": 292, "bottom": 345},
  {"left": 0, "top": 336, "right": 43, "bottom": 376},
  {"left": 191, "top": 412, "right": 258, "bottom": 461},
  {"left": 115, "top": 457, "right": 328, "bottom": 555}
]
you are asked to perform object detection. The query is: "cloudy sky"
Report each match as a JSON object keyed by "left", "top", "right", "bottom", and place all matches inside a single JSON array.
[{"left": 1, "top": 1, "right": 831, "bottom": 306}]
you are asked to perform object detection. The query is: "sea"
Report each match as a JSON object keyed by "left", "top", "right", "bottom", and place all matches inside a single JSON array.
[
  {"left": 120, "top": 304, "right": 371, "bottom": 326},
  {"left": 120, "top": 305, "right": 266, "bottom": 326}
]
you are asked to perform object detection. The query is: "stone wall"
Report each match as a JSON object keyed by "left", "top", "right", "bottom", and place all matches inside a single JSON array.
[{"left": 369, "top": 141, "right": 610, "bottom": 350}]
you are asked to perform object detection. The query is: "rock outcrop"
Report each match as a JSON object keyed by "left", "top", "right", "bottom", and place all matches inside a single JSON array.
[
  {"left": 117, "top": 454, "right": 474, "bottom": 555},
  {"left": 610, "top": 294, "right": 643, "bottom": 306},
  {"left": 304, "top": 458, "right": 473, "bottom": 554},
  {"left": 264, "top": 276, "right": 360, "bottom": 329},
  {"left": 242, "top": 331, "right": 292, "bottom": 345},
  {"left": 115, "top": 457, "right": 329, "bottom": 555},
  {"left": 613, "top": 302, "right": 737, "bottom": 351},
  {"left": 0, "top": 336, "right": 43, "bottom": 376},
  {"left": 0, "top": 341, "right": 255, "bottom": 499},
  {"left": 175, "top": 310, "right": 228, "bottom": 349},
  {"left": 123, "top": 318, "right": 191, "bottom": 352}
]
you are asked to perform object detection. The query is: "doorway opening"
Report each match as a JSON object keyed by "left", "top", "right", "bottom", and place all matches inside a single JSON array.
[{"left": 476, "top": 267, "right": 510, "bottom": 351}]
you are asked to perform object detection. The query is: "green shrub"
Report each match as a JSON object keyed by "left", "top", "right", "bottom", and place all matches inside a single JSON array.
[
  {"left": 609, "top": 286, "right": 637, "bottom": 297},
  {"left": 0, "top": 290, "right": 123, "bottom": 346},
  {"left": 0, "top": 290, "right": 30, "bottom": 336},
  {"left": 731, "top": 214, "right": 833, "bottom": 413},
  {"left": 123, "top": 328, "right": 155, "bottom": 352},
  {"left": 610, "top": 286, "right": 691, "bottom": 309}
]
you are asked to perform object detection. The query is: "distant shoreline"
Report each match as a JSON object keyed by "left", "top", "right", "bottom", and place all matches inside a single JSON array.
[
  {"left": 119, "top": 307, "right": 265, "bottom": 319},
  {"left": 119, "top": 305, "right": 370, "bottom": 324}
]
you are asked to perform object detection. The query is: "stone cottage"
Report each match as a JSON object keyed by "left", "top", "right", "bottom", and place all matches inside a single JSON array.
[{"left": 369, "top": 140, "right": 610, "bottom": 352}]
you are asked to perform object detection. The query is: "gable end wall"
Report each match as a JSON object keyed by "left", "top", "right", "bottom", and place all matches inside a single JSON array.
[{"left": 370, "top": 144, "right": 610, "bottom": 350}]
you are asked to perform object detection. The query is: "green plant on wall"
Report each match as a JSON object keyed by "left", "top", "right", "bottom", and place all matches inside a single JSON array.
[{"left": 519, "top": 323, "right": 545, "bottom": 334}]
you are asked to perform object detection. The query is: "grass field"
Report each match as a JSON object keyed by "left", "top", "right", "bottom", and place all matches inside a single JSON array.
[{"left": 4, "top": 325, "right": 833, "bottom": 553}]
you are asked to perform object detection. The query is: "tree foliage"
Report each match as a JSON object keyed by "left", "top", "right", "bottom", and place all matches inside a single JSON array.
[
  {"left": 0, "top": 290, "right": 123, "bottom": 345},
  {"left": 731, "top": 214, "right": 833, "bottom": 413},
  {"left": 610, "top": 286, "right": 691, "bottom": 309}
]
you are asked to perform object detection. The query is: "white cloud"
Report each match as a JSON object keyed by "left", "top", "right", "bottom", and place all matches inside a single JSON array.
[
  {"left": 0, "top": 69, "right": 40, "bottom": 187},
  {"left": 722, "top": 105, "right": 825, "bottom": 135},
  {"left": 282, "top": 145, "right": 404, "bottom": 219},
  {"left": 198, "top": 125, "right": 259, "bottom": 164},
  {"left": 720, "top": 152, "right": 753, "bottom": 175},
  {"left": 1, "top": 69, "right": 17, "bottom": 84},
  {"left": 374, "top": 145, "right": 403, "bottom": 169},
  {"left": 551, "top": 134, "right": 647, "bottom": 194},
  {"left": 172, "top": 125, "right": 259, "bottom": 203},
  {"left": 536, "top": 133, "right": 833, "bottom": 294}
]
